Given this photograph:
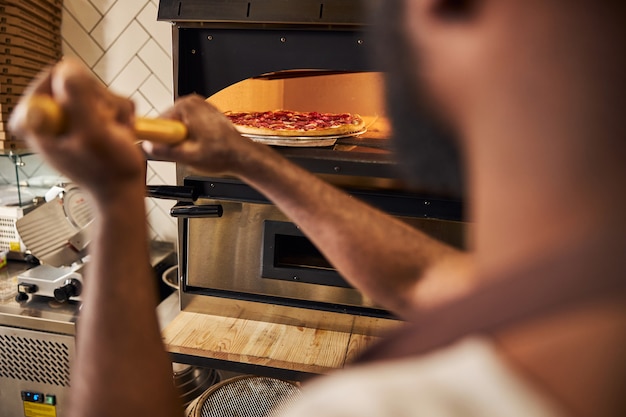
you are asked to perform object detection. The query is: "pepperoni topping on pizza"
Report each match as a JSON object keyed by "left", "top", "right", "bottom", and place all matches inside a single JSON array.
[{"left": 224, "top": 110, "right": 364, "bottom": 137}]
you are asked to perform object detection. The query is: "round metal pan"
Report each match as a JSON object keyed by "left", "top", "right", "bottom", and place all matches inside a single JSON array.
[{"left": 242, "top": 129, "right": 366, "bottom": 147}]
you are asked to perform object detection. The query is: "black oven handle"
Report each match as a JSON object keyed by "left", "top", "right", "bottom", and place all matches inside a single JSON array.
[
  {"left": 146, "top": 185, "right": 199, "bottom": 202},
  {"left": 146, "top": 185, "right": 222, "bottom": 218},
  {"left": 169, "top": 202, "right": 223, "bottom": 218}
]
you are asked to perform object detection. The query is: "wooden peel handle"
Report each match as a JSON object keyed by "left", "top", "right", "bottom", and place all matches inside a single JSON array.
[{"left": 18, "top": 95, "right": 188, "bottom": 144}]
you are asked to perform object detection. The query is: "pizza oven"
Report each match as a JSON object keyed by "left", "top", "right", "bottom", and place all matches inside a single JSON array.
[{"left": 155, "top": 0, "right": 466, "bottom": 332}]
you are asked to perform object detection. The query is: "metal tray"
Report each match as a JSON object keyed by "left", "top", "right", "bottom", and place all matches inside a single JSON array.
[{"left": 242, "top": 129, "right": 366, "bottom": 147}]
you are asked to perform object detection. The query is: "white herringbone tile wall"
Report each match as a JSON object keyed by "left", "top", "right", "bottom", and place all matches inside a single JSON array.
[{"left": 0, "top": 0, "right": 178, "bottom": 243}]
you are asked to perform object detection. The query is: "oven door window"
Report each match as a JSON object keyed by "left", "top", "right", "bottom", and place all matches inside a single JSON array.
[{"left": 262, "top": 220, "right": 352, "bottom": 288}]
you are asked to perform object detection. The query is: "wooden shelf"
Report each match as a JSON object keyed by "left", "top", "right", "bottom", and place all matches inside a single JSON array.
[{"left": 162, "top": 310, "right": 399, "bottom": 379}]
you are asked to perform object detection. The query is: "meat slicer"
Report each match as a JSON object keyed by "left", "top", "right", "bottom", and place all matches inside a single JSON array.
[{"left": 14, "top": 184, "right": 93, "bottom": 303}]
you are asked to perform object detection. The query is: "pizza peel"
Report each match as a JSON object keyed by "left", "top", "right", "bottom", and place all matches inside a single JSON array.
[
  {"left": 15, "top": 95, "right": 367, "bottom": 148},
  {"left": 12, "top": 94, "right": 188, "bottom": 144}
]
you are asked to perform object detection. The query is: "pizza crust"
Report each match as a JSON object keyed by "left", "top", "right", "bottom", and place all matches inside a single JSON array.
[{"left": 233, "top": 122, "right": 364, "bottom": 137}]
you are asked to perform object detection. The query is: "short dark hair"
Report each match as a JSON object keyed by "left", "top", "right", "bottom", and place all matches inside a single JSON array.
[{"left": 372, "top": 0, "right": 465, "bottom": 198}]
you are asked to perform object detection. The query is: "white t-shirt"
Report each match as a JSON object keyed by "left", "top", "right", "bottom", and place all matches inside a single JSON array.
[{"left": 276, "top": 337, "right": 566, "bottom": 417}]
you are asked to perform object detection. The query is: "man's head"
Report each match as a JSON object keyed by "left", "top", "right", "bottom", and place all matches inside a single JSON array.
[{"left": 376, "top": 0, "right": 625, "bottom": 197}]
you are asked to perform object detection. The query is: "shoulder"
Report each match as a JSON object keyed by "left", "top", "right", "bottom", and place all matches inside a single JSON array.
[{"left": 276, "top": 338, "right": 565, "bottom": 417}]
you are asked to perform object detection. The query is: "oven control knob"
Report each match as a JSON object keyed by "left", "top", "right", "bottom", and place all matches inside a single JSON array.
[
  {"left": 15, "top": 291, "right": 30, "bottom": 302},
  {"left": 54, "top": 279, "right": 82, "bottom": 303},
  {"left": 16, "top": 283, "right": 38, "bottom": 302},
  {"left": 18, "top": 283, "right": 38, "bottom": 294}
]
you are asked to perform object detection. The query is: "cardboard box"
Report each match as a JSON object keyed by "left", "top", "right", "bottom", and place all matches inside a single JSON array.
[
  {"left": 0, "top": 82, "right": 26, "bottom": 96},
  {"left": 0, "top": 74, "right": 36, "bottom": 87},
  {"left": 0, "top": 93, "right": 22, "bottom": 105},
  {"left": 21, "top": 0, "right": 63, "bottom": 17},
  {"left": 0, "top": 64, "right": 40, "bottom": 78},
  {"left": 0, "top": 15, "right": 61, "bottom": 44},
  {"left": 1, "top": 55, "right": 53, "bottom": 74},
  {"left": 2, "top": 1, "right": 62, "bottom": 25},
  {"left": 0, "top": 139, "right": 28, "bottom": 150},
  {"left": 0, "top": 21, "right": 62, "bottom": 51},
  {"left": 18, "top": 0, "right": 63, "bottom": 16},
  {"left": 1, "top": 44, "right": 59, "bottom": 66},
  {"left": 1, "top": 102, "right": 16, "bottom": 123},
  {"left": 0, "top": 0, "right": 62, "bottom": 119},
  {"left": 1, "top": 114, "right": 15, "bottom": 141},
  {"left": 0, "top": 5, "right": 61, "bottom": 34},
  {"left": 0, "top": 36, "right": 60, "bottom": 62}
]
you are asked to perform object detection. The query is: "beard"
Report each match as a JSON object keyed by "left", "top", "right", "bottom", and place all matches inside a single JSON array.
[{"left": 372, "top": 1, "right": 465, "bottom": 199}]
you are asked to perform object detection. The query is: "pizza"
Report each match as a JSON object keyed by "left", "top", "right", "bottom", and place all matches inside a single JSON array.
[{"left": 224, "top": 110, "right": 365, "bottom": 137}]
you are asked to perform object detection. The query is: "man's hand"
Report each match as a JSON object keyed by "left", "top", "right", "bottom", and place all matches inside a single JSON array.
[
  {"left": 142, "top": 94, "right": 255, "bottom": 175},
  {"left": 9, "top": 58, "right": 145, "bottom": 204}
]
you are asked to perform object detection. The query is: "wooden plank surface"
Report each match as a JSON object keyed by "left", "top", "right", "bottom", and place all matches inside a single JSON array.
[
  {"left": 162, "top": 311, "right": 395, "bottom": 375},
  {"left": 345, "top": 333, "right": 381, "bottom": 364}
]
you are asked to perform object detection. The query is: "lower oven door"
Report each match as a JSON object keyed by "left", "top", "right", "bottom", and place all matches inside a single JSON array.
[
  {"left": 176, "top": 178, "right": 465, "bottom": 319},
  {"left": 183, "top": 199, "right": 384, "bottom": 314}
]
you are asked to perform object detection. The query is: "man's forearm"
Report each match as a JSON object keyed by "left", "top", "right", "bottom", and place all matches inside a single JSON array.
[
  {"left": 68, "top": 183, "right": 182, "bottom": 417},
  {"left": 232, "top": 142, "right": 472, "bottom": 315}
]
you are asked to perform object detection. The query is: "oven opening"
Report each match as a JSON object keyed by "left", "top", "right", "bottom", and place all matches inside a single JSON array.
[
  {"left": 204, "top": 71, "right": 392, "bottom": 155},
  {"left": 262, "top": 220, "right": 352, "bottom": 288},
  {"left": 274, "top": 234, "right": 335, "bottom": 271}
]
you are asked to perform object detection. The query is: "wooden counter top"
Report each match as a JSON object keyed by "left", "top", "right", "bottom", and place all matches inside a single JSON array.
[{"left": 162, "top": 310, "right": 399, "bottom": 378}]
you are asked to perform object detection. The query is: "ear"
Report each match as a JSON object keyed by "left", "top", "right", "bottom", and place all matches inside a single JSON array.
[
  {"left": 430, "top": 0, "right": 480, "bottom": 20},
  {"left": 401, "top": 0, "right": 488, "bottom": 137},
  {"left": 405, "top": 0, "right": 484, "bottom": 43}
]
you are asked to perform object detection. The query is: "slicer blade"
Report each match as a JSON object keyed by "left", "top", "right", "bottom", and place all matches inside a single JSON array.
[{"left": 16, "top": 185, "right": 94, "bottom": 267}]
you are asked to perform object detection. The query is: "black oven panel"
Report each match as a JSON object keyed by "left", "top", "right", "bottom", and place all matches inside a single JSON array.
[
  {"left": 159, "top": 0, "right": 379, "bottom": 98},
  {"left": 262, "top": 220, "right": 352, "bottom": 289}
]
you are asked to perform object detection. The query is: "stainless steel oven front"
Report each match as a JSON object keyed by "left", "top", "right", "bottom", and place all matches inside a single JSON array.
[{"left": 172, "top": 174, "right": 465, "bottom": 327}]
